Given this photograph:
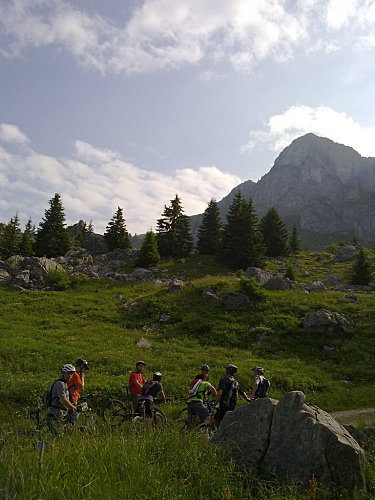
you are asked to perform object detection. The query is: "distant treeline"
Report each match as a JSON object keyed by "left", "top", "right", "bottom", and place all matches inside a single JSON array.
[{"left": 0, "top": 192, "right": 303, "bottom": 270}]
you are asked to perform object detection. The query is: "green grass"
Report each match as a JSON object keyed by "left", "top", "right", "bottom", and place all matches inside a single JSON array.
[{"left": 1, "top": 252, "right": 375, "bottom": 498}]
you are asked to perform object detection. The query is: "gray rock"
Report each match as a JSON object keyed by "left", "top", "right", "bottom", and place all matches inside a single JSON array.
[
  {"left": 322, "top": 276, "right": 342, "bottom": 287},
  {"left": 261, "top": 391, "right": 366, "bottom": 493},
  {"left": 6, "top": 255, "right": 24, "bottom": 272},
  {"left": 14, "top": 270, "right": 30, "bottom": 287},
  {"left": 333, "top": 245, "right": 359, "bottom": 262},
  {"left": 303, "top": 309, "right": 354, "bottom": 334},
  {"left": 136, "top": 337, "right": 151, "bottom": 348},
  {"left": 345, "top": 293, "right": 358, "bottom": 303},
  {"left": 212, "top": 398, "right": 277, "bottom": 465},
  {"left": 0, "top": 260, "right": 7, "bottom": 269},
  {"left": 244, "top": 267, "right": 273, "bottom": 284},
  {"left": 159, "top": 313, "right": 171, "bottom": 324},
  {"left": 264, "top": 276, "right": 291, "bottom": 291},
  {"left": 83, "top": 233, "right": 109, "bottom": 254},
  {"left": 129, "top": 268, "right": 154, "bottom": 281},
  {"left": 0, "top": 268, "right": 10, "bottom": 281},
  {"left": 305, "top": 280, "right": 326, "bottom": 292},
  {"left": 202, "top": 289, "right": 220, "bottom": 301},
  {"left": 168, "top": 279, "right": 184, "bottom": 292},
  {"left": 64, "top": 247, "right": 93, "bottom": 267},
  {"left": 23, "top": 257, "right": 64, "bottom": 282},
  {"left": 258, "top": 331, "right": 272, "bottom": 344},
  {"left": 222, "top": 292, "right": 250, "bottom": 309}
]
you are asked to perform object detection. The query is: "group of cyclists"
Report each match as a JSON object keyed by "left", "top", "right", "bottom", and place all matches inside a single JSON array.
[{"left": 46, "top": 358, "right": 270, "bottom": 426}]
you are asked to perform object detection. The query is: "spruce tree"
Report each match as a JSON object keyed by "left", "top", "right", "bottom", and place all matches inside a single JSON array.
[
  {"left": 136, "top": 230, "right": 160, "bottom": 267},
  {"left": 351, "top": 248, "right": 373, "bottom": 285},
  {"left": 35, "top": 193, "right": 71, "bottom": 257},
  {"left": 156, "top": 194, "right": 193, "bottom": 258},
  {"left": 0, "top": 214, "right": 22, "bottom": 259},
  {"left": 260, "top": 207, "right": 289, "bottom": 257},
  {"left": 289, "top": 224, "right": 302, "bottom": 253},
  {"left": 20, "top": 218, "right": 36, "bottom": 256},
  {"left": 197, "top": 199, "right": 223, "bottom": 255},
  {"left": 220, "top": 192, "right": 265, "bottom": 270},
  {"left": 104, "top": 207, "right": 131, "bottom": 251}
]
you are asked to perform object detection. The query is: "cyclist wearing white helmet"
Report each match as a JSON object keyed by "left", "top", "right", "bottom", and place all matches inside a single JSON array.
[{"left": 47, "top": 364, "right": 77, "bottom": 421}]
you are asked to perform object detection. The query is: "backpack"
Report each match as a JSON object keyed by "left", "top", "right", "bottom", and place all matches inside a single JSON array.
[
  {"left": 141, "top": 380, "right": 155, "bottom": 396},
  {"left": 224, "top": 377, "right": 239, "bottom": 408},
  {"left": 256, "top": 377, "right": 270, "bottom": 398},
  {"left": 188, "top": 379, "right": 202, "bottom": 397},
  {"left": 44, "top": 379, "right": 60, "bottom": 408}
]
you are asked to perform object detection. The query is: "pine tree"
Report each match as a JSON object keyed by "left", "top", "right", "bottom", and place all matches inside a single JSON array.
[
  {"left": 260, "top": 207, "right": 289, "bottom": 257},
  {"left": 104, "top": 207, "right": 131, "bottom": 251},
  {"left": 197, "top": 199, "right": 223, "bottom": 255},
  {"left": 20, "top": 218, "right": 36, "bottom": 256},
  {"left": 136, "top": 230, "right": 160, "bottom": 267},
  {"left": 35, "top": 193, "right": 71, "bottom": 257},
  {"left": 289, "top": 224, "right": 302, "bottom": 253},
  {"left": 0, "top": 214, "right": 22, "bottom": 259},
  {"left": 156, "top": 194, "right": 193, "bottom": 258},
  {"left": 220, "top": 192, "right": 265, "bottom": 270},
  {"left": 351, "top": 248, "right": 373, "bottom": 285}
]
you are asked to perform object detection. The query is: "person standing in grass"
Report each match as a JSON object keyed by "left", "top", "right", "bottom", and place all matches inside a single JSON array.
[
  {"left": 215, "top": 364, "right": 250, "bottom": 424},
  {"left": 68, "top": 358, "right": 90, "bottom": 406},
  {"left": 187, "top": 372, "right": 217, "bottom": 425},
  {"left": 47, "top": 364, "right": 77, "bottom": 424},
  {"left": 189, "top": 364, "right": 210, "bottom": 388},
  {"left": 250, "top": 367, "right": 270, "bottom": 400},
  {"left": 128, "top": 360, "right": 146, "bottom": 412},
  {"left": 136, "top": 372, "right": 166, "bottom": 419}
]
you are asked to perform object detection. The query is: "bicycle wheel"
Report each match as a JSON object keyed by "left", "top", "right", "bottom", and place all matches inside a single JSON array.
[
  {"left": 153, "top": 409, "right": 167, "bottom": 426},
  {"left": 76, "top": 409, "right": 96, "bottom": 433},
  {"left": 102, "top": 400, "right": 128, "bottom": 425}
]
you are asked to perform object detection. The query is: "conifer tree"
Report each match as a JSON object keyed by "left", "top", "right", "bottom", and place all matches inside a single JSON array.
[
  {"left": 220, "top": 192, "right": 265, "bottom": 269},
  {"left": 260, "top": 207, "right": 289, "bottom": 257},
  {"left": 351, "top": 248, "right": 373, "bottom": 285},
  {"left": 136, "top": 230, "right": 160, "bottom": 267},
  {"left": 0, "top": 214, "right": 22, "bottom": 259},
  {"left": 20, "top": 218, "right": 36, "bottom": 256},
  {"left": 104, "top": 207, "right": 131, "bottom": 251},
  {"left": 197, "top": 199, "right": 223, "bottom": 255},
  {"left": 35, "top": 193, "right": 71, "bottom": 257},
  {"left": 156, "top": 194, "right": 193, "bottom": 258},
  {"left": 289, "top": 224, "right": 302, "bottom": 253}
]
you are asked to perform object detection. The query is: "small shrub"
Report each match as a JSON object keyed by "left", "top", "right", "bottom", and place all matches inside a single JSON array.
[
  {"left": 69, "top": 274, "right": 89, "bottom": 288},
  {"left": 284, "top": 266, "right": 295, "bottom": 281},
  {"left": 45, "top": 269, "right": 70, "bottom": 290},
  {"left": 239, "top": 278, "right": 266, "bottom": 302}
]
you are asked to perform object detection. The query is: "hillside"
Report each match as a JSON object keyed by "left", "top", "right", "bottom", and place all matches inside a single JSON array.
[
  {"left": 190, "top": 134, "right": 375, "bottom": 248},
  {"left": 1, "top": 252, "right": 375, "bottom": 498}
]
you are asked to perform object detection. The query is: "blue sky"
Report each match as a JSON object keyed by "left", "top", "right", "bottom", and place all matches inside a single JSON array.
[{"left": 1, "top": 0, "right": 375, "bottom": 234}]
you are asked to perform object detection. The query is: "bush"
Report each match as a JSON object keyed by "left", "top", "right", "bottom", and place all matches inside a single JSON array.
[
  {"left": 45, "top": 269, "right": 70, "bottom": 290},
  {"left": 239, "top": 278, "right": 266, "bottom": 302},
  {"left": 284, "top": 266, "right": 295, "bottom": 281}
]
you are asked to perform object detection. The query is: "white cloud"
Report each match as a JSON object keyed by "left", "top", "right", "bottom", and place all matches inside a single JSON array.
[
  {"left": 0, "top": 123, "right": 30, "bottom": 144},
  {"left": 0, "top": 124, "right": 242, "bottom": 232},
  {"left": 241, "top": 105, "right": 375, "bottom": 157}
]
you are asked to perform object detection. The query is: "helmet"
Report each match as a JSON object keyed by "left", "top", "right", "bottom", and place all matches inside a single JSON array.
[
  {"left": 201, "top": 364, "right": 210, "bottom": 372},
  {"left": 136, "top": 360, "right": 146, "bottom": 367},
  {"left": 253, "top": 366, "right": 264, "bottom": 375},
  {"left": 225, "top": 364, "right": 238, "bottom": 375},
  {"left": 61, "top": 363, "right": 76, "bottom": 373},
  {"left": 76, "top": 359, "right": 90, "bottom": 370},
  {"left": 152, "top": 372, "right": 162, "bottom": 381}
]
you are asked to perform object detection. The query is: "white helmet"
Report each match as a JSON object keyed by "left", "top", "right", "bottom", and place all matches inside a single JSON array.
[{"left": 61, "top": 363, "right": 76, "bottom": 373}]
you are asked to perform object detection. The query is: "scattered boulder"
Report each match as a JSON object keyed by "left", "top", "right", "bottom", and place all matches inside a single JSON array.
[
  {"left": 136, "top": 337, "right": 151, "bottom": 348},
  {"left": 222, "top": 292, "right": 250, "bottom": 309},
  {"left": 202, "top": 288, "right": 220, "bottom": 301},
  {"left": 83, "top": 233, "right": 109, "bottom": 255},
  {"left": 305, "top": 280, "right": 326, "bottom": 292},
  {"left": 264, "top": 276, "right": 291, "bottom": 291},
  {"left": 14, "top": 270, "right": 30, "bottom": 287},
  {"left": 333, "top": 245, "right": 359, "bottom": 262},
  {"left": 129, "top": 268, "right": 154, "bottom": 282},
  {"left": 0, "top": 268, "right": 10, "bottom": 281},
  {"left": 345, "top": 293, "right": 358, "bottom": 303},
  {"left": 64, "top": 247, "right": 93, "bottom": 267},
  {"left": 159, "top": 313, "right": 171, "bottom": 324},
  {"left": 168, "top": 279, "right": 184, "bottom": 292},
  {"left": 23, "top": 257, "right": 64, "bottom": 283},
  {"left": 7, "top": 255, "right": 24, "bottom": 271},
  {"left": 303, "top": 309, "right": 354, "bottom": 334},
  {"left": 244, "top": 267, "right": 273, "bottom": 284},
  {"left": 322, "top": 276, "right": 342, "bottom": 287}
]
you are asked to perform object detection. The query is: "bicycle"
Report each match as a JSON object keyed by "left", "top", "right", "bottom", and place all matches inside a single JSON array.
[
  {"left": 133, "top": 398, "right": 167, "bottom": 426},
  {"left": 102, "top": 386, "right": 134, "bottom": 425},
  {"left": 178, "top": 399, "right": 217, "bottom": 433}
]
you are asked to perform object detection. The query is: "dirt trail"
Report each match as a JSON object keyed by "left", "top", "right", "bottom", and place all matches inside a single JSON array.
[{"left": 331, "top": 408, "right": 375, "bottom": 419}]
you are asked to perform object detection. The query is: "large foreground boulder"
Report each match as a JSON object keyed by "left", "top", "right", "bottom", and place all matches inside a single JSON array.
[{"left": 213, "top": 391, "right": 366, "bottom": 494}]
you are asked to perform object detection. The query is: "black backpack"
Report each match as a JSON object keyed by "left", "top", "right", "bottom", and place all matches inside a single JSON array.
[{"left": 256, "top": 377, "right": 270, "bottom": 398}]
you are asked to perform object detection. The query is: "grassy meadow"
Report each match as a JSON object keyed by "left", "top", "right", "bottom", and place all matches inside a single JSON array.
[{"left": 1, "top": 251, "right": 375, "bottom": 499}]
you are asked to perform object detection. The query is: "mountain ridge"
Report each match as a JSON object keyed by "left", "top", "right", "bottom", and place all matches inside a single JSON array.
[{"left": 190, "top": 134, "right": 375, "bottom": 248}]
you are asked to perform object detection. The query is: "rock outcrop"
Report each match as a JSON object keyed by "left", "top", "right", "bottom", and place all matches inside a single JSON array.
[
  {"left": 212, "top": 391, "right": 366, "bottom": 494},
  {"left": 303, "top": 309, "right": 354, "bottom": 334}
]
